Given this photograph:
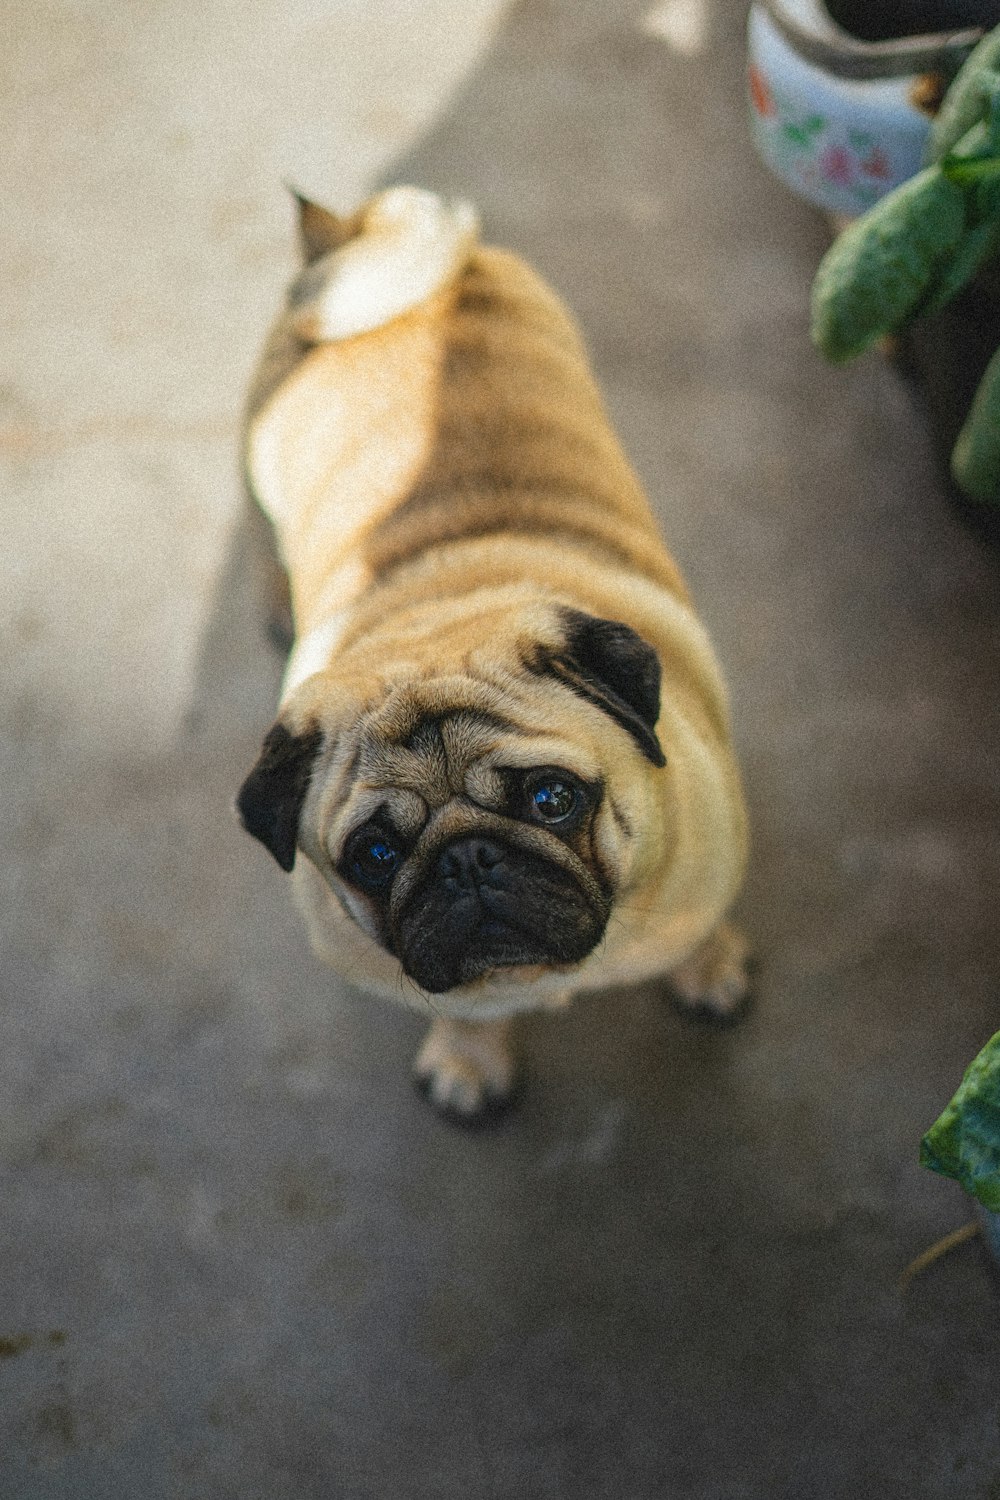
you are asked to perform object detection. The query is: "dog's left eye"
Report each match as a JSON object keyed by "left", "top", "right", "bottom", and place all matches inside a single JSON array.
[
  {"left": 525, "top": 775, "right": 582, "bottom": 825},
  {"left": 345, "top": 826, "right": 402, "bottom": 893}
]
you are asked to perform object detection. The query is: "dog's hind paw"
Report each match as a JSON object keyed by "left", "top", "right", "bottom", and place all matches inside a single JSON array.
[{"left": 413, "top": 1016, "right": 517, "bottom": 1125}]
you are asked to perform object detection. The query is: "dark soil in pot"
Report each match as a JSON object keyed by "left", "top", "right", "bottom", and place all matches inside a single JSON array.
[{"left": 824, "top": 0, "right": 1000, "bottom": 43}]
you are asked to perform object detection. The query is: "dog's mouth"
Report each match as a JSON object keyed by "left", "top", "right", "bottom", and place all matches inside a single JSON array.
[{"left": 391, "top": 835, "right": 608, "bottom": 994}]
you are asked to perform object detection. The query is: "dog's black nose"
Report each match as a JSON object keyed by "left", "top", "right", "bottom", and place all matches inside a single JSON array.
[{"left": 437, "top": 838, "right": 505, "bottom": 887}]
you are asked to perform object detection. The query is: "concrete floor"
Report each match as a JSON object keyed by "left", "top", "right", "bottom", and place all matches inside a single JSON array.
[{"left": 2, "top": 0, "right": 999, "bottom": 1495}]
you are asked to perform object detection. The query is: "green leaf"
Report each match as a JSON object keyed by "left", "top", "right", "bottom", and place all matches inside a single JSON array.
[
  {"left": 810, "top": 167, "right": 966, "bottom": 361},
  {"left": 951, "top": 342, "right": 1000, "bottom": 504},
  {"left": 921, "top": 216, "right": 1000, "bottom": 316},
  {"left": 928, "top": 28, "right": 1000, "bottom": 163},
  {"left": 920, "top": 1030, "right": 1000, "bottom": 1210},
  {"left": 940, "top": 154, "right": 1000, "bottom": 185}
]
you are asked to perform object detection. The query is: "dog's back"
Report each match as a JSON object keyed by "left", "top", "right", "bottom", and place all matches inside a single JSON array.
[{"left": 245, "top": 188, "right": 691, "bottom": 652}]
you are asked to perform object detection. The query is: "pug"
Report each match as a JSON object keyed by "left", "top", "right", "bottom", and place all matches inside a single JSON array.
[{"left": 237, "top": 185, "right": 750, "bottom": 1121}]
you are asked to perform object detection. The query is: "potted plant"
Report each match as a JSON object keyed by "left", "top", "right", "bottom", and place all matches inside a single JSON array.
[
  {"left": 809, "top": 24, "right": 1000, "bottom": 509},
  {"left": 921, "top": 1029, "right": 1000, "bottom": 1267}
]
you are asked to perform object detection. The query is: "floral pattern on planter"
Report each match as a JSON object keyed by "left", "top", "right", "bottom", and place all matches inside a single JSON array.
[{"left": 747, "top": 6, "right": 932, "bottom": 217}]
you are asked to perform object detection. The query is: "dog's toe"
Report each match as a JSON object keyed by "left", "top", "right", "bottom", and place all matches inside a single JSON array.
[
  {"left": 669, "top": 979, "right": 755, "bottom": 1028},
  {"left": 413, "top": 1066, "right": 516, "bottom": 1128}
]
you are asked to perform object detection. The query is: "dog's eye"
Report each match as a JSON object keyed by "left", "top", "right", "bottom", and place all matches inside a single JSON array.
[
  {"left": 345, "top": 826, "right": 402, "bottom": 893},
  {"left": 525, "top": 775, "right": 581, "bottom": 824}
]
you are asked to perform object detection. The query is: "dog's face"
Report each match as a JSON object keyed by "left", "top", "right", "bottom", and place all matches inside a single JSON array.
[{"left": 238, "top": 599, "right": 669, "bottom": 997}]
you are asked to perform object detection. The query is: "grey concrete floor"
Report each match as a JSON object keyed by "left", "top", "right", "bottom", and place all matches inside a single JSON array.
[{"left": 3, "top": 1, "right": 1000, "bottom": 1496}]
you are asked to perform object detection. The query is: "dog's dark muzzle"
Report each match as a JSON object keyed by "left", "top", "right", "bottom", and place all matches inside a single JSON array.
[{"left": 393, "top": 835, "right": 608, "bottom": 994}]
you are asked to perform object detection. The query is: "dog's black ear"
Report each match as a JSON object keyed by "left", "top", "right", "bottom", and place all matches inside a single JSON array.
[
  {"left": 287, "top": 186, "right": 361, "bottom": 264},
  {"left": 237, "top": 722, "right": 323, "bottom": 871},
  {"left": 535, "top": 609, "right": 666, "bottom": 767}
]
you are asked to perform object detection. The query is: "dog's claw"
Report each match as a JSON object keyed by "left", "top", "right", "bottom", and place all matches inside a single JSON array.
[
  {"left": 413, "top": 1068, "right": 516, "bottom": 1128},
  {"left": 669, "top": 985, "right": 755, "bottom": 1029}
]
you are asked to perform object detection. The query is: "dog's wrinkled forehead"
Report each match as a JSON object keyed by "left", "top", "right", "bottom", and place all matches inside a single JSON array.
[{"left": 356, "top": 698, "right": 517, "bottom": 809}]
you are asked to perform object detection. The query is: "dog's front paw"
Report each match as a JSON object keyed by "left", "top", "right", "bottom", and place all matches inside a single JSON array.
[
  {"left": 668, "top": 921, "right": 752, "bottom": 1025},
  {"left": 413, "top": 1017, "right": 516, "bottom": 1125}
]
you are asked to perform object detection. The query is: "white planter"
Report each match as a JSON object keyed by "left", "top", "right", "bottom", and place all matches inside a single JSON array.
[{"left": 747, "top": 1, "right": 991, "bottom": 214}]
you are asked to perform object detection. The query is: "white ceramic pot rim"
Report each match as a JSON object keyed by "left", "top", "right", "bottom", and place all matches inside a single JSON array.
[{"left": 760, "top": 0, "right": 985, "bottom": 79}]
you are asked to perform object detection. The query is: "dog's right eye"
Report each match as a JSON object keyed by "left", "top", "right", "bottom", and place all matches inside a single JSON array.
[{"left": 344, "top": 825, "right": 402, "bottom": 894}]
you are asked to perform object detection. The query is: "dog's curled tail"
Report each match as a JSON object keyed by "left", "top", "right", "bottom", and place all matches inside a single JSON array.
[{"left": 287, "top": 186, "right": 480, "bottom": 344}]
